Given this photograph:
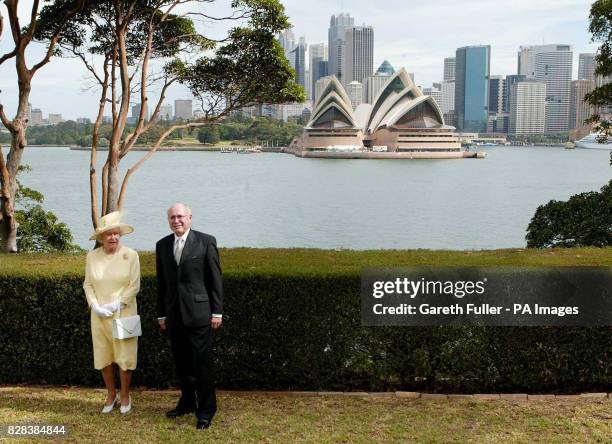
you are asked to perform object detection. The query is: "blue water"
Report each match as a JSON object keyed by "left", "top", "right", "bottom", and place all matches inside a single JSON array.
[{"left": 20, "top": 146, "right": 611, "bottom": 250}]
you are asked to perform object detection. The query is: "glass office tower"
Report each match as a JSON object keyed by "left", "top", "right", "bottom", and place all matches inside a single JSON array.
[{"left": 455, "top": 45, "right": 491, "bottom": 132}]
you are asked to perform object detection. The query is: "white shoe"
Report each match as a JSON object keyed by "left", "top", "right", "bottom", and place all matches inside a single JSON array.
[
  {"left": 120, "top": 396, "right": 132, "bottom": 414},
  {"left": 101, "top": 395, "right": 118, "bottom": 414}
]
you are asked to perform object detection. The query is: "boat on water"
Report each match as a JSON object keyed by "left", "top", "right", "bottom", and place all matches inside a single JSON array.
[{"left": 574, "top": 133, "right": 612, "bottom": 150}]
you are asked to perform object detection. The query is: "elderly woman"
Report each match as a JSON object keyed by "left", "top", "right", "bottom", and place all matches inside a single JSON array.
[{"left": 83, "top": 211, "right": 140, "bottom": 414}]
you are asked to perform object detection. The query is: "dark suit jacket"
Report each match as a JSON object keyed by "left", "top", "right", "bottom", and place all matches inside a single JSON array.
[{"left": 156, "top": 230, "right": 223, "bottom": 329}]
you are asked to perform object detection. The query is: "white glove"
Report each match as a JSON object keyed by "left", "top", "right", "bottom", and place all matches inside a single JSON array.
[
  {"left": 102, "top": 299, "right": 123, "bottom": 313},
  {"left": 92, "top": 302, "right": 113, "bottom": 318}
]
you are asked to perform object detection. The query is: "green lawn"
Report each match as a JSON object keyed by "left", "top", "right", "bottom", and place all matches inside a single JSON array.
[{"left": 0, "top": 387, "right": 609, "bottom": 443}]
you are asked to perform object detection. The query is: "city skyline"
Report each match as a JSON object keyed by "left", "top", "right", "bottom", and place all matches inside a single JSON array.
[{"left": 0, "top": 0, "right": 598, "bottom": 120}]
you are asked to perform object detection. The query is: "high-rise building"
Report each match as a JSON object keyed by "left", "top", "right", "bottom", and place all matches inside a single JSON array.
[
  {"left": 309, "top": 43, "right": 328, "bottom": 101},
  {"left": 455, "top": 45, "right": 490, "bottom": 132},
  {"left": 488, "top": 75, "right": 505, "bottom": 115},
  {"left": 346, "top": 81, "right": 363, "bottom": 109},
  {"left": 578, "top": 53, "right": 596, "bottom": 80},
  {"left": 159, "top": 104, "right": 173, "bottom": 121},
  {"left": 312, "top": 59, "right": 329, "bottom": 102},
  {"left": 375, "top": 60, "right": 395, "bottom": 76},
  {"left": 364, "top": 74, "right": 391, "bottom": 104},
  {"left": 288, "top": 40, "right": 306, "bottom": 89},
  {"left": 569, "top": 79, "right": 596, "bottom": 130},
  {"left": 533, "top": 45, "right": 572, "bottom": 133},
  {"left": 440, "top": 80, "right": 455, "bottom": 114},
  {"left": 314, "top": 76, "right": 332, "bottom": 104},
  {"left": 343, "top": 25, "right": 374, "bottom": 86},
  {"left": 278, "top": 29, "right": 296, "bottom": 55},
  {"left": 517, "top": 46, "right": 536, "bottom": 78},
  {"left": 30, "top": 108, "right": 43, "bottom": 126},
  {"left": 328, "top": 13, "right": 354, "bottom": 84},
  {"left": 443, "top": 57, "right": 456, "bottom": 81},
  {"left": 422, "top": 87, "right": 442, "bottom": 109},
  {"left": 174, "top": 99, "right": 193, "bottom": 120},
  {"left": 504, "top": 74, "right": 526, "bottom": 113},
  {"left": 48, "top": 113, "right": 63, "bottom": 125},
  {"left": 131, "top": 103, "right": 149, "bottom": 121},
  {"left": 509, "top": 80, "right": 546, "bottom": 135}
]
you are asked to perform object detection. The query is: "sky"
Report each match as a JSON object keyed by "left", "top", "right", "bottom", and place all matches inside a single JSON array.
[{"left": 0, "top": 0, "right": 599, "bottom": 121}]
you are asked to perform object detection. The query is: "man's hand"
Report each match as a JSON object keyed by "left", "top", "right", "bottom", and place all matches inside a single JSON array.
[
  {"left": 211, "top": 317, "right": 222, "bottom": 330},
  {"left": 158, "top": 318, "right": 166, "bottom": 330}
]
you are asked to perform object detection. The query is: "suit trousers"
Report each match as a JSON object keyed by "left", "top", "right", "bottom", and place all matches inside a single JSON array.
[{"left": 168, "top": 324, "right": 217, "bottom": 419}]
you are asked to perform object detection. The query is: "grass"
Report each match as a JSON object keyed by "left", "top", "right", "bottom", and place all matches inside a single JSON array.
[
  {"left": 0, "top": 387, "right": 610, "bottom": 443},
  {"left": 0, "top": 247, "right": 611, "bottom": 277}
]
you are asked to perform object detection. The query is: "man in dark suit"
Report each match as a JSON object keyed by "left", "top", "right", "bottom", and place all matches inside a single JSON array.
[{"left": 156, "top": 202, "right": 223, "bottom": 430}]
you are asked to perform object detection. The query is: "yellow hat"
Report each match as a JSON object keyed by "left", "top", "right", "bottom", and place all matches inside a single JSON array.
[{"left": 89, "top": 211, "right": 134, "bottom": 240}]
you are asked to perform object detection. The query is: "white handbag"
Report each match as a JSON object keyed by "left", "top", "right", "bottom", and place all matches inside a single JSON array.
[{"left": 112, "top": 303, "right": 142, "bottom": 340}]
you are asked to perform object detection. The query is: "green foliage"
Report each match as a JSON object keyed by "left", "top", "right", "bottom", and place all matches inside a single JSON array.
[
  {"left": 526, "top": 180, "right": 612, "bottom": 248},
  {"left": 14, "top": 166, "right": 81, "bottom": 253},
  {"left": 0, "top": 263, "right": 609, "bottom": 392},
  {"left": 197, "top": 125, "right": 220, "bottom": 144}
]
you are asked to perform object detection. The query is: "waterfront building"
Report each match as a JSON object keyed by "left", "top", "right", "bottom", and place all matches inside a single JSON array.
[
  {"left": 76, "top": 117, "right": 91, "bottom": 124},
  {"left": 328, "top": 13, "right": 354, "bottom": 84},
  {"left": 174, "top": 99, "right": 193, "bottom": 120},
  {"left": 509, "top": 80, "right": 546, "bottom": 135},
  {"left": 444, "top": 57, "right": 455, "bottom": 81},
  {"left": 280, "top": 102, "right": 311, "bottom": 122},
  {"left": 578, "top": 53, "right": 596, "bottom": 80},
  {"left": 291, "top": 68, "right": 461, "bottom": 155},
  {"left": 455, "top": 45, "right": 490, "bottom": 132},
  {"left": 346, "top": 81, "right": 363, "bottom": 108},
  {"left": 569, "top": 79, "right": 596, "bottom": 130},
  {"left": 343, "top": 25, "right": 374, "bottom": 86},
  {"left": 504, "top": 74, "right": 526, "bottom": 113}
]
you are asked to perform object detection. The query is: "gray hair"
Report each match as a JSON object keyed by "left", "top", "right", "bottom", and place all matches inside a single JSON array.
[{"left": 167, "top": 202, "right": 192, "bottom": 216}]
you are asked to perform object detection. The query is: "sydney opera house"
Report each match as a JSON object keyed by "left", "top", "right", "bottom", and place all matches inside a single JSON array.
[{"left": 289, "top": 68, "right": 483, "bottom": 159}]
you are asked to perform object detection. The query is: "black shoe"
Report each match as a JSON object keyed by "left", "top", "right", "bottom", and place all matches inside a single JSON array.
[
  {"left": 166, "top": 406, "right": 195, "bottom": 418},
  {"left": 196, "top": 418, "right": 212, "bottom": 430}
]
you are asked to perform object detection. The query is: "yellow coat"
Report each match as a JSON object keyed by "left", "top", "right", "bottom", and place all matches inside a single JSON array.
[{"left": 83, "top": 246, "right": 140, "bottom": 371}]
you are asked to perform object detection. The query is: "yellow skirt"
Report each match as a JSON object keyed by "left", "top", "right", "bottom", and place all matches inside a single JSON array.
[{"left": 90, "top": 314, "right": 138, "bottom": 371}]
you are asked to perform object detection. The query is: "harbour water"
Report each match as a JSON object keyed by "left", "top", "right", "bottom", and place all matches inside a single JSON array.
[{"left": 19, "top": 145, "right": 611, "bottom": 251}]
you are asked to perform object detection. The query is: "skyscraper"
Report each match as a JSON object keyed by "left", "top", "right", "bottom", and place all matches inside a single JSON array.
[
  {"left": 288, "top": 40, "right": 306, "bottom": 89},
  {"left": 488, "top": 75, "right": 505, "bottom": 115},
  {"left": 455, "top": 45, "right": 490, "bottom": 132},
  {"left": 346, "top": 81, "right": 363, "bottom": 109},
  {"left": 278, "top": 29, "right": 296, "bottom": 55},
  {"left": 309, "top": 43, "right": 328, "bottom": 101},
  {"left": 517, "top": 46, "right": 536, "bottom": 78},
  {"left": 533, "top": 45, "right": 572, "bottom": 133},
  {"left": 578, "top": 53, "right": 596, "bottom": 80},
  {"left": 343, "top": 25, "right": 374, "bottom": 86},
  {"left": 174, "top": 99, "right": 193, "bottom": 120},
  {"left": 504, "top": 74, "right": 526, "bottom": 113},
  {"left": 375, "top": 60, "right": 395, "bottom": 76},
  {"left": 328, "top": 13, "right": 354, "bottom": 84},
  {"left": 509, "top": 80, "right": 546, "bottom": 135},
  {"left": 443, "top": 57, "right": 456, "bottom": 81},
  {"left": 569, "top": 79, "right": 596, "bottom": 130},
  {"left": 440, "top": 80, "right": 455, "bottom": 114}
]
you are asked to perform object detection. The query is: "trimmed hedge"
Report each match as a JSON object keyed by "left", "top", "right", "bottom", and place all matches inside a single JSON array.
[{"left": 0, "top": 250, "right": 611, "bottom": 393}]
